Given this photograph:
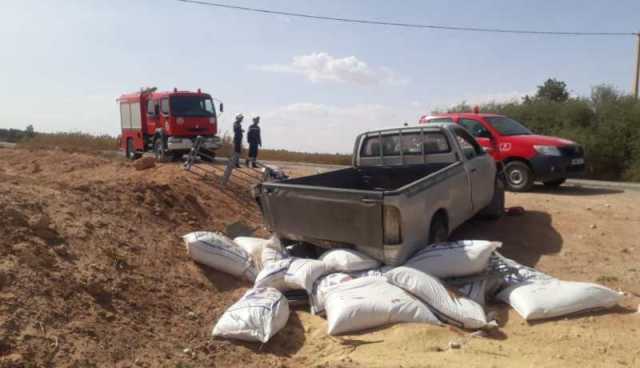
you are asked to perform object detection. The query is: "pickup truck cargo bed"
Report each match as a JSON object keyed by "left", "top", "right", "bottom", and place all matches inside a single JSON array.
[{"left": 283, "top": 163, "right": 449, "bottom": 191}]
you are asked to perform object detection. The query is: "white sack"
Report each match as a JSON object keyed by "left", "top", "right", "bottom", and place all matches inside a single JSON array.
[
  {"left": 254, "top": 258, "right": 293, "bottom": 291},
  {"left": 234, "top": 237, "right": 268, "bottom": 270},
  {"left": 404, "top": 240, "right": 501, "bottom": 278},
  {"left": 320, "top": 248, "right": 381, "bottom": 273},
  {"left": 324, "top": 276, "right": 440, "bottom": 335},
  {"left": 309, "top": 272, "right": 354, "bottom": 315},
  {"left": 183, "top": 231, "right": 256, "bottom": 281},
  {"left": 491, "top": 253, "right": 623, "bottom": 320},
  {"left": 261, "top": 236, "right": 288, "bottom": 267},
  {"left": 499, "top": 279, "right": 623, "bottom": 321},
  {"left": 284, "top": 258, "right": 328, "bottom": 293},
  {"left": 386, "top": 267, "right": 490, "bottom": 329},
  {"left": 212, "top": 287, "right": 289, "bottom": 343},
  {"left": 349, "top": 268, "right": 386, "bottom": 278}
]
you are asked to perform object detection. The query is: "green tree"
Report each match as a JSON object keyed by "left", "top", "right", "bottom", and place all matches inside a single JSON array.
[
  {"left": 25, "top": 124, "right": 35, "bottom": 138},
  {"left": 535, "top": 78, "right": 570, "bottom": 102}
]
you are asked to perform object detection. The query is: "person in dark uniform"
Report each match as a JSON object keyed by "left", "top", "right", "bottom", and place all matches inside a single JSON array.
[
  {"left": 232, "top": 113, "right": 244, "bottom": 168},
  {"left": 246, "top": 116, "right": 262, "bottom": 168}
]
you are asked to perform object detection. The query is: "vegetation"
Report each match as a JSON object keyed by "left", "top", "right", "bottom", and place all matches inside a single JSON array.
[
  {"left": 15, "top": 132, "right": 119, "bottom": 154},
  {"left": 441, "top": 82, "right": 640, "bottom": 182}
]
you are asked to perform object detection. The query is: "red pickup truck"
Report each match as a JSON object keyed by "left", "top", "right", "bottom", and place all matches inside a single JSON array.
[{"left": 420, "top": 112, "right": 585, "bottom": 191}]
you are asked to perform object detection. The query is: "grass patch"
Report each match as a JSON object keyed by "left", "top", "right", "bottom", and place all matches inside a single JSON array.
[{"left": 17, "top": 132, "right": 118, "bottom": 154}]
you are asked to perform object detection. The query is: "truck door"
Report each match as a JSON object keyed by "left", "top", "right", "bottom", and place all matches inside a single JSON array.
[
  {"left": 146, "top": 99, "right": 160, "bottom": 134},
  {"left": 459, "top": 118, "right": 499, "bottom": 160},
  {"left": 452, "top": 126, "right": 495, "bottom": 211}
]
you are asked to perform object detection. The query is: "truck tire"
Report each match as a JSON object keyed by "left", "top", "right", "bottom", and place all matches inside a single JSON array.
[
  {"left": 153, "top": 137, "right": 168, "bottom": 162},
  {"left": 543, "top": 178, "right": 566, "bottom": 188},
  {"left": 126, "top": 138, "right": 141, "bottom": 160},
  {"left": 504, "top": 161, "right": 534, "bottom": 192},
  {"left": 428, "top": 213, "right": 448, "bottom": 245},
  {"left": 479, "top": 178, "right": 505, "bottom": 220}
]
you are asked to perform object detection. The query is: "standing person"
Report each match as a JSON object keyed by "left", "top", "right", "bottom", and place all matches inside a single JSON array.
[
  {"left": 246, "top": 116, "right": 262, "bottom": 168},
  {"left": 232, "top": 113, "right": 244, "bottom": 168}
]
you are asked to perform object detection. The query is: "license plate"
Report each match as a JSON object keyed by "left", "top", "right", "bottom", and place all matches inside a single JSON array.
[{"left": 571, "top": 158, "right": 584, "bottom": 165}]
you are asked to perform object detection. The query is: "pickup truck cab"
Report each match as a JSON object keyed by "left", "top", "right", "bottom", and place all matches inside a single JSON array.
[
  {"left": 254, "top": 123, "right": 504, "bottom": 266},
  {"left": 420, "top": 113, "right": 585, "bottom": 191}
]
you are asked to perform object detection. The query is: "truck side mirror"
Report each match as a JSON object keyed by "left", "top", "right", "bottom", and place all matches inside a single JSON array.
[{"left": 219, "top": 103, "right": 224, "bottom": 113}]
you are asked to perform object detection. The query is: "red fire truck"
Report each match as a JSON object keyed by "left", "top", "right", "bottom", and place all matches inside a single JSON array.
[{"left": 118, "top": 87, "right": 223, "bottom": 161}]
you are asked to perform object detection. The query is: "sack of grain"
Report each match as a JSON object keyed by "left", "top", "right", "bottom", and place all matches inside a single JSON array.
[
  {"left": 212, "top": 287, "right": 289, "bottom": 343},
  {"left": 491, "top": 253, "right": 623, "bottom": 321},
  {"left": 234, "top": 236, "right": 268, "bottom": 270},
  {"left": 254, "top": 258, "right": 293, "bottom": 291},
  {"left": 183, "top": 231, "right": 256, "bottom": 281},
  {"left": 261, "top": 236, "right": 289, "bottom": 267},
  {"left": 386, "top": 267, "right": 490, "bottom": 329},
  {"left": 284, "top": 258, "right": 328, "bottom": 293},
  {"left": 324, "top": 276, "right": 440, "bottom": 335},
  {"left": 320, "top": 248, "right": 381, "bottom": 273},
  {"left": 309, "top": 272, "right": 354, "bottom": 315},
  {"left": 404, "top": 240, "right": 501, "bottom": 278}
]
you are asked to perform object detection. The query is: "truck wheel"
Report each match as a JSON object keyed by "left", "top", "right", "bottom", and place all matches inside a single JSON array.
[
  {"left": 543, "top": 178, "right": 566, "bottom": 188},
  {"left": 126, "top": 138, "right": 141, "bottom": 160},
  {"left": 153, "top": 138, "right": 168, "bottom": 162},
  {"left": 504, "top": 161, "right": 534, "bottom": 192},
  {"left": 479, "top": 178, "right": 505, "bottom": 220},
  {"left": 428, "top": 214, "right": 448, "bottom": 244}
]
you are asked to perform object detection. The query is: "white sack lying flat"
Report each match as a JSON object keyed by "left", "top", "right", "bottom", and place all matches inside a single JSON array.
[
  {"left": 490, "top": 253, "right": 623, "bottom": 321},
  {"left": 320, "top": 248, "right": 381, "bottom": 273},
  {"left": 324, "top": 276, "right": 440, "bottom": 335},
  {"left": 386, "top": 267, "right": 490, "bottom": 329},
  {"left": 183, "top": 231, "right": 256, "bottom": 281},
  {"left": 234, "top": 237, "right": 268, "bottom": 270},
  {"left": 309, "top": 272, "right": 354, "bottom": 315},
  {"left": 261, "top": 236, "right": 288, "bottom": 267},
  {"left": 404, "top": 240, "right": 501, "bottom": 278},
  {"left": 284, "top": 258, "right": 328, "bottom": 293},
  {"left": 254, "top": 258, "right": 293, "bottom": 291},
  {"left": 498, "top": 279, "right": 623, "bottom": 321},
  {"left": 212, "top": 287, "right": 289, "bottom": 343}
]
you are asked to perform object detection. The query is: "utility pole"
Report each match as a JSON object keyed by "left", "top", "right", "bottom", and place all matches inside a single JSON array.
[{"left": 634, "top": 32, "right": 640, "bottom": 99}]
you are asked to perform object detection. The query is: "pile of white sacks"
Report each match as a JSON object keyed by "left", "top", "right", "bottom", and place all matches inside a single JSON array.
[{"left": 183, "top": 232, "right": 623, "bottom": 343}]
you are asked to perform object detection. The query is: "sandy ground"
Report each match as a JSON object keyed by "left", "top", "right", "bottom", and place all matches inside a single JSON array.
[{"left": 1, "top": 148, "right": 639, "bottom": 368}]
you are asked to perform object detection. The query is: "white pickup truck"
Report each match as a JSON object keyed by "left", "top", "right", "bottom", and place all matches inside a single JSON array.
[{"left": 254, "top": 123, "right": 504, "bottom": 265}]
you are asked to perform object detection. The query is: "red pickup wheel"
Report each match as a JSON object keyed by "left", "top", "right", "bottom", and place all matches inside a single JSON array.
[{"left": 504, "top": 161, "right": 534, "bottom": 192}]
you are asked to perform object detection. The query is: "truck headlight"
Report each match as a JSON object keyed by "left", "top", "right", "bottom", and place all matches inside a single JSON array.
[
  {"left": 534, "top": 145, "right": 561, "bottom": 156},
  {"left": 383, "top": 205, "right": 402, "bottom": 245}
]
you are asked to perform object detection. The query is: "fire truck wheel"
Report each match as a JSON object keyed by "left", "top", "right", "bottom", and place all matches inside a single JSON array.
[
  {"left": 153, "top": 138, "right": 168, "bottom": 162},
  {"left": 126, "top": 138, "right": 141, "bottom": 160}
]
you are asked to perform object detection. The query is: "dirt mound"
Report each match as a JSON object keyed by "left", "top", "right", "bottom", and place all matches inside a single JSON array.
[{"left": 0, "top": 149, "right": 287, "bottom": 367}]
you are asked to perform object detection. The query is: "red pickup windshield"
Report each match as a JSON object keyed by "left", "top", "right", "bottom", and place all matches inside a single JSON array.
[{"left": 485, "top": 116, "right": 532, "bottom": 136}]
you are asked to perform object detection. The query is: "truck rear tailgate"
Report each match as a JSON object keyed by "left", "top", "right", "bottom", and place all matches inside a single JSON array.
[{"left": 258, "top": 183, "right": 384, "bottom": 259}]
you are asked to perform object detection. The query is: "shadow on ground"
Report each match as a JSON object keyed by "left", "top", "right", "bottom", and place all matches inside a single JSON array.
[{"left": 451, "top": 210, "right": 562, "bottom": 267}]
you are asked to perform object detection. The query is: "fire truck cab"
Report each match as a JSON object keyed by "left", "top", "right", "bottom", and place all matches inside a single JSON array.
[{"left": 118, "top": 88, "right": 223, "bottom": 161}]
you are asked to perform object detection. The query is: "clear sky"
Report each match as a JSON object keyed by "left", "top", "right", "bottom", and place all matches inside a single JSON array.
[{"left": 1, "top": 0, "right": 639, "bottom": 153}]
